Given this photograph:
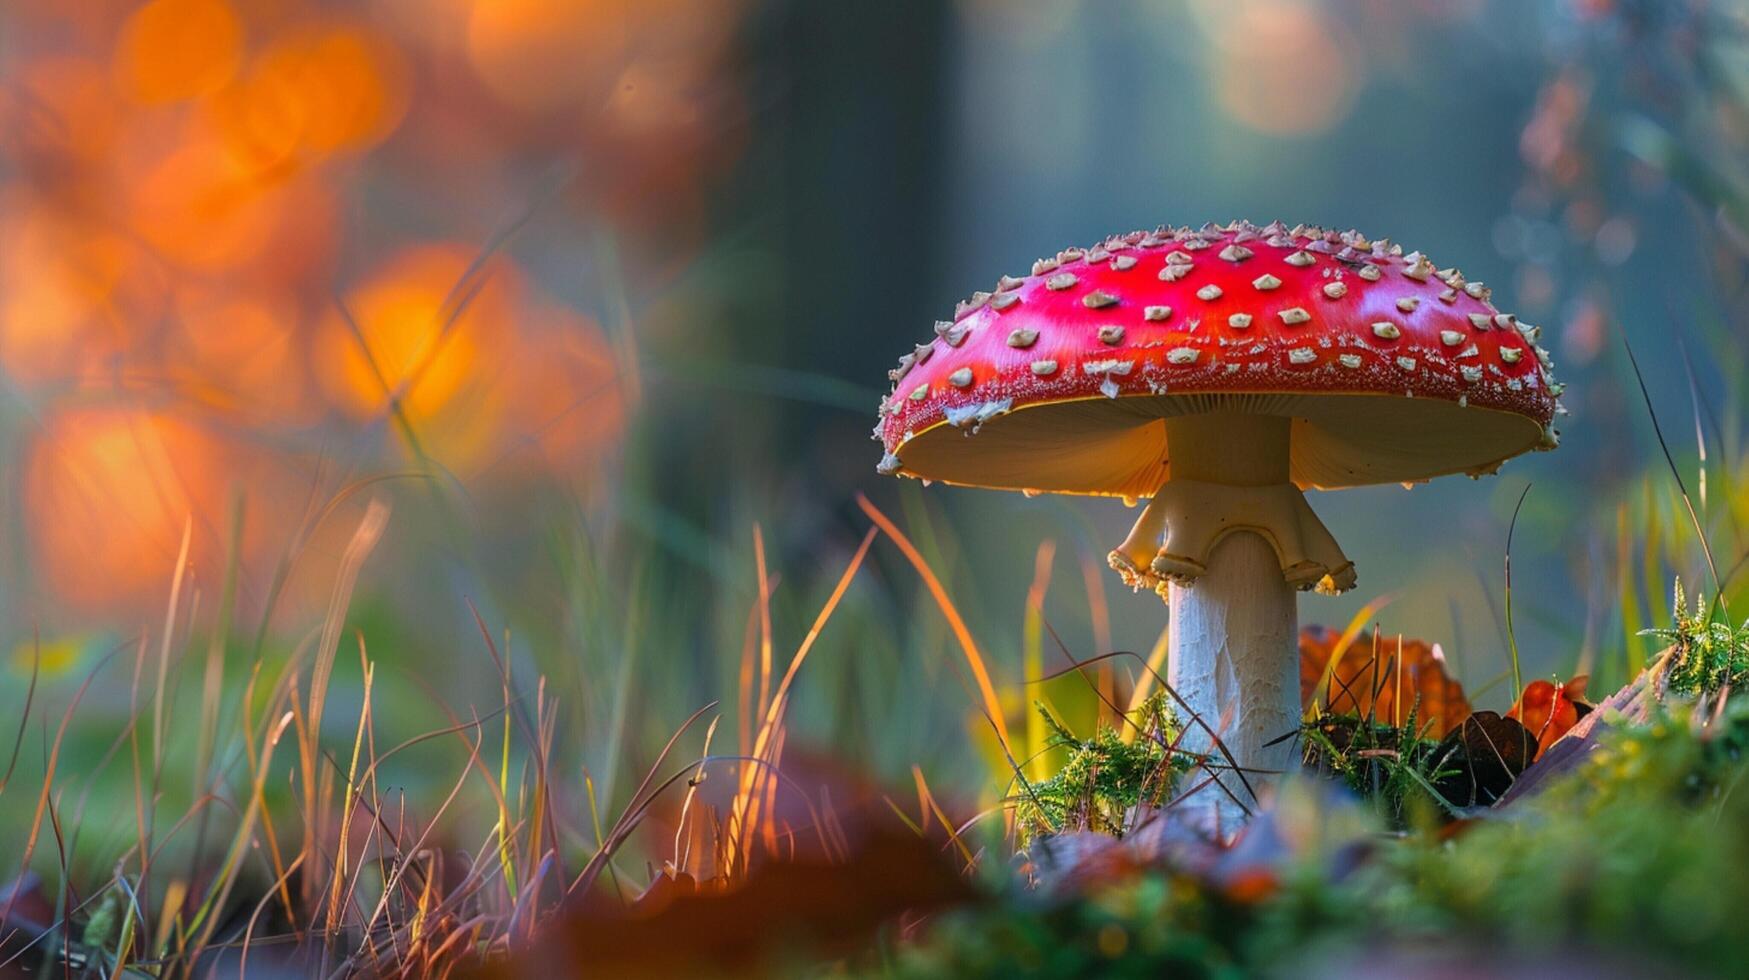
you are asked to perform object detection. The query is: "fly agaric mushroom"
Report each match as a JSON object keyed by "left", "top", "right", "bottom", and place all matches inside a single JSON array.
[{"left": 874, "top": 220, "right": 1564, "bottom": 823}]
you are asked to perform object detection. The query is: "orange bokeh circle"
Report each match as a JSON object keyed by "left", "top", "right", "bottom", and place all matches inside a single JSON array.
[
  {"left": 314, "top": 244, "right": 522, "bottom": 465},
  {"left": 23, "top": 408, "right": 225, "bottom": 611},
  {"left": 114, "top": 0, "right": 245, "bottom": 104}
]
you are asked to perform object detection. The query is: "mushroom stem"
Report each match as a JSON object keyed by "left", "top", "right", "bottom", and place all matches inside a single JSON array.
[
  {"left": 1168, "top": 530, "right": 1297, "bottom": 828},
  {"left": 1106, "top": 412, "right": 1358, "bottom": 827}
]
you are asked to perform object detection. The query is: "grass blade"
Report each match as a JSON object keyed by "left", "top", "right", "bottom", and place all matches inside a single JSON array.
[
  {"left": 856, "top": 493, "right": 1011, "bottom": 755},
  {"left": 1506, "top": 483, "right": 1531, "bottom": 705}
]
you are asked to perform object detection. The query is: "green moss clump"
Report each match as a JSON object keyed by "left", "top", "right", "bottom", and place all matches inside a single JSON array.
[
  {"left": 1641, "top": 579, "right": 1749, "bottom": 697},
  {"left": 1012, "top": 692, "right": 1192, "bottom": 845}
]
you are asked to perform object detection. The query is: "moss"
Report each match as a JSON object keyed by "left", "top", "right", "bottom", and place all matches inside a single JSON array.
[
  {"left": 882, "top": 700, "right": 1749, "bottom": 978},
  {"left": 1297, "top": 705, "right": 1457, "bottom": 826},
  {"left": 1012, "top": 692, "right": 1193, "bottom": 846},
  {"left": 1641, "top": 579, "right": 1749, "bottom": 698}
]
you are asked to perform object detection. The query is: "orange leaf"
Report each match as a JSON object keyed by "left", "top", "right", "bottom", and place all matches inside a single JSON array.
[
  {"left": 1298, "top": 626, "right": 1472, "bottom": 738},
  {"left": 1507, "top": 676, "right": 1589, "bottom": 759}
]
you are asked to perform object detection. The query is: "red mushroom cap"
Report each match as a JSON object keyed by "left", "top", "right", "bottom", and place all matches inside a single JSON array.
[{"left": 875, "top": 220, "right": 1563, "bottom": 497}]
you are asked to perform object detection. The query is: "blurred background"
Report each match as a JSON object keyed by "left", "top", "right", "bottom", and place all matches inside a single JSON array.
[{"left": 2, "top": 0, "right": 1747, "bottom": 844}]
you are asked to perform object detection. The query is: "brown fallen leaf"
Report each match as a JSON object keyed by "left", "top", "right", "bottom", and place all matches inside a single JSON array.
[
  {"left": 1432, "top": 711, "right": 1537, "bottom": 807},
  {"left": 1300, "top": 626, "right": 1473, "bottom": 738},
  {"left": 485, "top": 827, "right": 976, "bottom": 979}
]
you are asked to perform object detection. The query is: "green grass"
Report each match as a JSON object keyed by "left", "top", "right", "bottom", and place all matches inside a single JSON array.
[{"left": 1296, "top": 708, "right": 1458, "bottom": 826}]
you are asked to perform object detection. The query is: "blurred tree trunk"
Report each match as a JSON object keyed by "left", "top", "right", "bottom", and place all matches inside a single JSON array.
[{"left": 643, "top": 0, "right": 953, "bottom": 525}]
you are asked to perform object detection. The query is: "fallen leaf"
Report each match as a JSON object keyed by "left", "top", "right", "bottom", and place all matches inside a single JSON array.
[
  {"left": 493, "top": 827, "right": 976, "bottom": 979},
  {"left": 1507, "top": 676, "right": 1593, "bottom": 759},
  {"left": 1300, "top": 626, "right": 1473, "bottom": 738},
  {"left": 1432, "top": 711, "right": 1537, "bottom": 807},
  {"left": 1496, "top": 646, "right": 1676, "bottom": 807}
]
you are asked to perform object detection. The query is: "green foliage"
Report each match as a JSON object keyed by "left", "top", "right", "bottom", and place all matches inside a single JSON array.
[
  {"left": 1361, "top": 700, "right": 1749, "bottom": 976},
  {"left": 1534, "top": 699, "right": 1749, "bottom": 814},
  {"left": 884, "top": 872, "right": 1252, "bottom": 979},
  {"left": 886, "top": 701, "right": 1749, "bottom": 978},
  {"left": 80, "top": 886, "right": 122, "bottom": 950},
  {"left": 1297, "top": 705, "right": 1458, "bottom": 826},
  {"left": 1012, "top": 692, "right": 1191, "bottom": 845},
  {"left": 1640, "top": 578, "right": 1749, "bottom": 697}
]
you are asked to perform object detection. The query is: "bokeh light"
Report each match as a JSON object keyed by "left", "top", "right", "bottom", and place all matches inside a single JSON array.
[
  {"left": 496, "top": 306, "right": 628, "bottom": 477},
  {"left": 465, "top": 0, "right": 627, "bottom": 112},
  {"left": 1, "top": 0, "right": 725, "bottom": 630},
  {"left": 315, "top": 243, "right": 519, "bottom": 466},
  {"left": 166, "top": 285, "right": 316, "bottom": 424},
  {"left": 127, "top": 125, "right": 330, "bottom": 272},
  {"left": 220, "top": 20, "right": 409, "bottom": 161},
  {"left": 114, "top": 0, "right": 244, "bottom": 104},
  {"left": 0, "top": 197, "right": 160, "bottom": 384},
  {"left": 1198, "top": 0, "right": 1361, "bottom": 137},
  {"left": 23, "top": 408, "right": 225, "bottom": 611}
]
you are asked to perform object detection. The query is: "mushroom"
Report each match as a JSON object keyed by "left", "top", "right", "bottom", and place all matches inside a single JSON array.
[{"left": 874, "top": 221, "right": 1563, "bottom": 825}]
